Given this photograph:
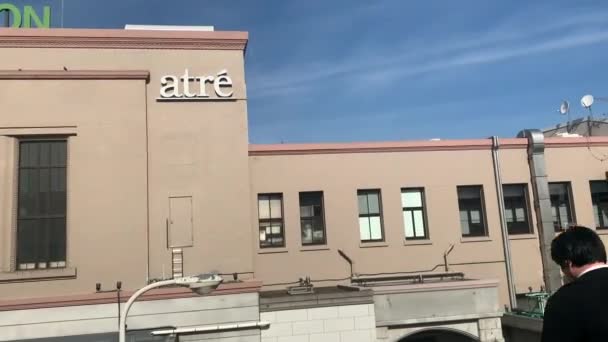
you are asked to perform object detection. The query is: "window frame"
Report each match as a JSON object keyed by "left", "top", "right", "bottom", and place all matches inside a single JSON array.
[
  {"left": 502, "top": 183, "right": 533, "bottom": 235},
  {"left": 357, "top": 189, "right": 385, "bottom": 243},
  {"left": 15, "top": 137, "right": 68, "bottom": 271},
  {"left": 549, "top": 181, "right": 576, "bottom": 232},
  {"left": 257, "top": 193, "right": 286, "bottom": 248},
  {"left": 457, "top": 185, "right": 489, "bottom": 238},
  {"left": 401, "top": 187, "right": 429, "bottom": 240},
  {"left": 590, "top": 180, "right": 608, "bottom": 230},
  {"left": 299, "top": 191, "right": 327, "bottom": 246}
]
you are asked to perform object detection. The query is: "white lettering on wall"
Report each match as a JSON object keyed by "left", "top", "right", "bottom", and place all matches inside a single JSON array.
[{"left": 158, "top": 69, "right": 234, "bottom": 101}]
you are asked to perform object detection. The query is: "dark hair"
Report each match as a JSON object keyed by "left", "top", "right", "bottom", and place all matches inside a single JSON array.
[{"left": 551, "top": 226, "right": 607, "bottom": 267}]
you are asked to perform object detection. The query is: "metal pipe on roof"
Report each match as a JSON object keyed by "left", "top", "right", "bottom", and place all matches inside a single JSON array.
[
  {"left": 492, "top": 136, "right": 518, "bottom": 309},
  {"left": 517, "top": 129, "right": 562, "bottom": 294}
]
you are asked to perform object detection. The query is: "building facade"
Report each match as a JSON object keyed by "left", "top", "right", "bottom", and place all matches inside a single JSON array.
[{"left": 1, "top": 27, "right": 608, "bottom": 341}]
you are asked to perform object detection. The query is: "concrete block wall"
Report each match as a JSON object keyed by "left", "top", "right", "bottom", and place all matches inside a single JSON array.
[
  {"left": 478, "top": 317, "right": 505, "bottom": 342},
  {"left": 261, "top": 304, "right": 376, "bottom": 342}
]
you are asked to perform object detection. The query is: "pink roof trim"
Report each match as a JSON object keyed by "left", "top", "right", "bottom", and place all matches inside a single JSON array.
[
  {"left": 0, "top": 28, "right": 248, "bottom": 51},
  {"left": 249, "top": 137, "right": 608, "bottom": 156},
  {"left": 249, "top": 138, "right": 527, "bottom": 156}
]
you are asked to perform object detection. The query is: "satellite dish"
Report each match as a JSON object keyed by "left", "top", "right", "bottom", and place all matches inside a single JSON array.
[
  {"left": 559, "top": 100, "right": 569, "bottom": 115},
  {"left": 581, "top": 94, "right": 594, "bottom": 109}
]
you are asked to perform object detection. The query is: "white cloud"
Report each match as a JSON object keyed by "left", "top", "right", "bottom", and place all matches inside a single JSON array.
[{"left": 248, "top": 9, "right": 608, "bottom": 98}]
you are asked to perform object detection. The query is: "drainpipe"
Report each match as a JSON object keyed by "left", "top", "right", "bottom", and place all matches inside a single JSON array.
[
  {"left": 517, "top": 129, "right": 562, "bottom": 294},
  {"left": 491, "top": 136, "right": 518, "bottom": 309}
]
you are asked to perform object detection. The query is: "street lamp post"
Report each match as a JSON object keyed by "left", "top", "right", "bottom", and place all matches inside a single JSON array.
[{"left": 119, "top": 274, "right": 222, "bottom": 342}]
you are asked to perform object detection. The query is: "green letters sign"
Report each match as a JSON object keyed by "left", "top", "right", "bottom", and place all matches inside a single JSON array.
[{"left": 0, "top": 3, "right": 51, "bottom": 28}]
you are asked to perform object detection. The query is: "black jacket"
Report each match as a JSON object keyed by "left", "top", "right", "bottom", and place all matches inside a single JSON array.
[{"left": 541, "top": 267, "right": 608, "bottom": 341}]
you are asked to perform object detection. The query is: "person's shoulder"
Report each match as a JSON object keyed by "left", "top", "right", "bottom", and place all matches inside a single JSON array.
[
  {"left": 546, "top": 281, "right": 579, "bottom": 307},
  {"left": 585, "top": 267, "right": 608, "bottom": 280}
]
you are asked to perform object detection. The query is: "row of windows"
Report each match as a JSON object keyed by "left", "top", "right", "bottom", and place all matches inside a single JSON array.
[
  {"left": 257, "top": 181, "right": 608, "bottom": 248},
  {"left": 13, "top": 139, "right": 608, "bottom": 266}
]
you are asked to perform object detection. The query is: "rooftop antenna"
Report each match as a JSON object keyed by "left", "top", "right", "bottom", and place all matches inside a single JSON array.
[{"left": 559, "top": 100, "right": 570, "bottom": 133}]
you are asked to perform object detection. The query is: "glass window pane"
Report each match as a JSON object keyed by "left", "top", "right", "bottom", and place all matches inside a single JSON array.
[
  {"left": 358, "top": 194, "right": 368, "bottom": 215},
  {"left": 402, "top": 190, "right": 422, "bottom": 208},
  {"left": 300, "top": 205, "right": 313, "bottom": 218},
  {"left": 359, "top": 217, "right": 371, "bottom": 241},
  {"left": 270, "top": 198, "right": 282, "bottom": 218},
  {"left": 258, "top": 197, "right": 270, "bottom": 219},
  {"left": 312, "top": 217, "right": 325, "bottom": 243},
  {"left": 369, "top": 216, "right": 382, "bottom": 240},
  {"left": 19, "top": 143, "right": 29, "bottom": 167},
  {"left": 413, "top": 210, "right": 425, "bottom": 237},
  {"left": 515, "top": 208, "right": 526, "bottom": 222},
  {"left": 591, "top": 181, "right": 608, "bottom": 194},
  {"left": 503, "top": 184, "right": 525, "bottom": 197},
  {"left": 505, "top": 209, "right": 513, "bottom": 222},
  {"left": 51, "top": 141, "right": 67, "bottom": 166},
  {"left": 51, "top": 168, "right": 66, "bottom": 192},
  {"left": 301, "top": 221, "right": 312, "bottom": 244},
  {"left": 558, "top": 205, "right": 568, "bottom": 224},
  {"left": 17, "top": 219, "right": 37, "bottom": 263},
  {"left": 367, "top": 193, "right": 380, "bottom": 214},
  {"left": 39, "top": 143, "right": 51, "bottom": 167},
  {"left": 271, "top": 225, "right": 281, "bottom": 234},
  {"left": 50, "top": 218, "right": 66, "bottom": 262},
  {"left": 21, "top": 142, "right": 40, "bottom": 167},
  {"left": 550, "top": 183, "right": 567, "bottom": 196},
  {"left": 460, "top": 212, "right": 470, "bottom": 235},
  {"left": 471, "top": 210, "right": 481, "bottom": 224},
  {"left": 458, "top": 186, "right": 481, "bottom": 199},
  {"left": 39, "top": 168, "right": 50, "bottom": 193},
  {"left": 259, "top": 229, "right": 266, "bottom": 242},
  {"left": 594, "top": 204, "right": 601, "bottom": 227},
  {"left": 403, "top": 211, "right": 414, "bottom": 238}
]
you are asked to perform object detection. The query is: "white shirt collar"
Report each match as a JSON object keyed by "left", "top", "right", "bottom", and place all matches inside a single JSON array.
[{"left": 578, "top": 264, "right": 608, "bottom": 278}]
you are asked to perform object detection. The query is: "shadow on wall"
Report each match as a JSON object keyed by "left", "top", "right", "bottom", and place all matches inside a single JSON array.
[{"left": 400, "top": 329, "right": 478, "bottom": 342}]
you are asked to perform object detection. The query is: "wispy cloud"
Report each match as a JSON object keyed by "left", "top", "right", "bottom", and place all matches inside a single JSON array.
[{"left": 248, "top": 8, "right": 608, "bottom": 98}]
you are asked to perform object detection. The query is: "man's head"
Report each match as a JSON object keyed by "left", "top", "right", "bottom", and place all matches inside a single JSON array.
[{"left": 551, "top": 226, "right": 607, "bottom": 280}]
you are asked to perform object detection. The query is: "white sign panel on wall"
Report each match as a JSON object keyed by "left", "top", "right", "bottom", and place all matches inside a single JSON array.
[{"left": 157, "top": 69, "right": 234, "bottom": 101}]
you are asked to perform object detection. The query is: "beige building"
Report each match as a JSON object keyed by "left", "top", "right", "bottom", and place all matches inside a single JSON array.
[{"left": 1, "top": 27, "right": 608, "bottom": 342}]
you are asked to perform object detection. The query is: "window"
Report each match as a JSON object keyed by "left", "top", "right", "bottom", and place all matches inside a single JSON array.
[
  {"left": 299, "top": 192, "right": 326, "bottom": 245},
  {"left": 590, "top": 181, "right": 608, "bottom": 229},
  {"left": 550, "top": 182, "right": 575, "bottom": 232},
  {"left": 401, "top": 188, "right": 428, "bottom": 240},
  {"left": 17, "top": 140, "right": 67, "bottom": 270},
  {"left": 503, "top": 184, "right": 532, "bottom": 235},
  {"left": 457, "top": 185, "right": 487, "bottom": 237},
  {"left": 358, "top": 190, "right": 384, "bottom": 242},
  {"left": 258, "top": 194, "right": 285, "bottom": 247}
]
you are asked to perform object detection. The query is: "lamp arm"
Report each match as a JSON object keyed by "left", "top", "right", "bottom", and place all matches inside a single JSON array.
[{"left": 119, "top": 279, "right": 177, "bottom": 342}]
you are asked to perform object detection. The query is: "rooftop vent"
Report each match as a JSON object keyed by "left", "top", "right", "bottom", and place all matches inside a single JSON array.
[{"left": 287, "top": 277, "right": 314, "bottom": 295}]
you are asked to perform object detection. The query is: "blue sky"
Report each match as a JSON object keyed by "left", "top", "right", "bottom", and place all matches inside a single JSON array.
[{"left": 6, "top": 0, "right": 608, "bottom": 143}]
